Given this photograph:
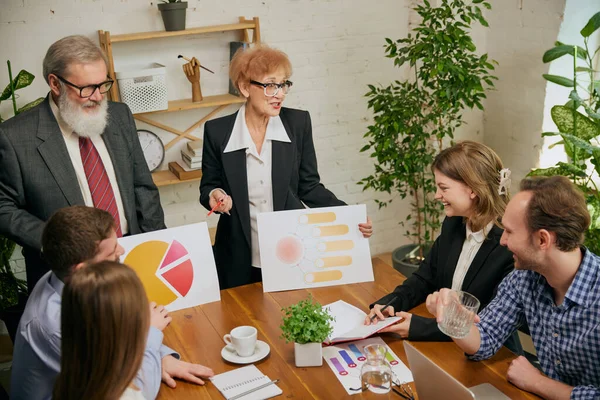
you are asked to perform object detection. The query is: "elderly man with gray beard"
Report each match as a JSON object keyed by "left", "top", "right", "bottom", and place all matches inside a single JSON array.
[{"left": 0, "top": 35, "right": 166, "bottom": 298}]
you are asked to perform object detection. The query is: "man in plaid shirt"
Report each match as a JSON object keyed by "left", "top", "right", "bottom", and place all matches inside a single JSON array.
[{"left": 427, "top": 176, "right": 599, "bottom": 400}]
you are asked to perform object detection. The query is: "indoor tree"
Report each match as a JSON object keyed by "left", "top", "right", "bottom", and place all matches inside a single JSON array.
[
  {"left": 360, "top": 0, "right": 497, "bottom": 259},
  {"left": 528, "top": 11, "right": 600, "bottom": 253},
  {"left": 0, "top": 61, "right": 44, "bottom": 310}
]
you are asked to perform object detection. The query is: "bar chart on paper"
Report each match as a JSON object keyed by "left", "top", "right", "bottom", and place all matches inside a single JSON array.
[
  {"left": 257, "top": 205, "right": 373, "bottom": 292},
  {"left": 323, "top": 337, "right": 413, "bottom": 395}
]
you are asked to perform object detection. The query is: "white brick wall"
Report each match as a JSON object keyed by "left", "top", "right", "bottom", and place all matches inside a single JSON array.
[
  {"left": 2, "top": 0, "right": 579, "bottom": 285},
  {"left": 482, "top": 0, "right": 567, "bottom": 182},
  {"left": 1, "top": 0, "right": 416, "bottom": 277}
]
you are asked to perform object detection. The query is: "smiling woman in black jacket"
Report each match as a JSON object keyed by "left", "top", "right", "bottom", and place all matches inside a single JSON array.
[{"left": 366, "top": 141, "right": 518, "bottom": 345}]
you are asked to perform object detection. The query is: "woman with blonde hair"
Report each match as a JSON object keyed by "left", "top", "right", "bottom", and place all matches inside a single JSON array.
[
  {"left": 366, "top": 141, "right": 519, "bottom": 349},
  {"left": 200, "top": 44, "right": 373, "bottom": 289},
  {"left": 53, "top": 261, "right": 150, "bottom": 400}
]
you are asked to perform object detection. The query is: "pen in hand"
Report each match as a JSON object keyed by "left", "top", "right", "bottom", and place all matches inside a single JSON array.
[
  {"left": 207, "top": 198, "right": 224, "bottom": 217},
  {"left": 369, "top": 296, "right": 398, "bottom": 323}
]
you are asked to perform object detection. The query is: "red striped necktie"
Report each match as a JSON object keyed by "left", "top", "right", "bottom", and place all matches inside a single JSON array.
[{"left": 79, "top": 136, "right": 123, "bottom": 237}]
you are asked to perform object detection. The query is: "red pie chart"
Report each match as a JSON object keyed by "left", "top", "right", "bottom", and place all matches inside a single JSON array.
[{"left": 124, "top": 240, "right": 194, "bottom": 305}]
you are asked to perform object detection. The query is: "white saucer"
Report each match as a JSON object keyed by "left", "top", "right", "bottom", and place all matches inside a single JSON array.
[{"left": 221, "top": 340, "right": 270, "bottom": 364}]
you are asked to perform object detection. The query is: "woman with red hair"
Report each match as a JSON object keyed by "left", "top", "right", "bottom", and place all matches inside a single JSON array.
[{"left": 200, "top": 45, "right": 373, "bottom": 289}]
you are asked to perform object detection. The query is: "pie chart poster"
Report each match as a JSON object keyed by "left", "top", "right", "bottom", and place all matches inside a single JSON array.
[{"left": 119, "top": 222, "right": 220, "bottom": 311}]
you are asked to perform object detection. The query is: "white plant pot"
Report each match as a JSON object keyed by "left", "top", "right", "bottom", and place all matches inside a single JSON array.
[{"left": 294, "top": 342, "right": 323, "bottom": 367}]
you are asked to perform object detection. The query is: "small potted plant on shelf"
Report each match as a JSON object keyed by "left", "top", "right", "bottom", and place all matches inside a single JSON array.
[
  {"left": 157, "top": 0, "right": 188, "bottom": 32},
  {"left": 280, "top": 295, "right": 334, "bottom": 367}
]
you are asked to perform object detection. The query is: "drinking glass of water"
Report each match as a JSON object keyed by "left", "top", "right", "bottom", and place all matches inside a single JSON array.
[{"left": 437, "top": 290, "right": 480, "bottom": 339}]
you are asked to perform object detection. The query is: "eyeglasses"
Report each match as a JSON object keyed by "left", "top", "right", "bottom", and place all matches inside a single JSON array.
[
  {"left": 250, "top": 80, "right": 293, "bottom": 97},
  {"left": 55, "top": 75, "right": 114, "bottom": 98}
]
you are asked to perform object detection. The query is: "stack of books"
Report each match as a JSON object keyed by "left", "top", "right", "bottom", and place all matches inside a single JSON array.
[
  {"left": 168, "top": 140, "right": 203, "bottom": 181},
  {"left": 181, "top": 140, "right": 202, "bottom": 170}
]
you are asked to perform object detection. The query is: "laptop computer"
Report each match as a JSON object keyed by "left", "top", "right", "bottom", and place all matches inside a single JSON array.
[{"left": 403, "top": 341, "right": 510, "bottom": 400}]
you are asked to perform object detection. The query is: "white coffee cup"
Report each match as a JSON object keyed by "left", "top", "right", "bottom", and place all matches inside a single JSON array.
[{"left": 223, "top": 326, "right": 257, "bottom": 357}]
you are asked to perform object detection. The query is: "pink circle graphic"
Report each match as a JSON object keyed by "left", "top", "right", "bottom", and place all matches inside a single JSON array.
[{"left": 276, "top": 235, "right": 304, "bottom": 265}]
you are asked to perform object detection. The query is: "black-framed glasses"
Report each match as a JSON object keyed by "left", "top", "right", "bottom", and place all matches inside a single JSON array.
[
  {"left": 55, "top": 75, "right": 113, "bottom": 98},
  {"left": 250, "top": 80, "right": 293, "bottom": 97}
]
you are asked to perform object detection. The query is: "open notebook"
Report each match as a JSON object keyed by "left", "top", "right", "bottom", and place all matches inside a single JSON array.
[
  {"left": 323, "top": 300, "right": 402, "bottom": 344},
  {"left": 210, "top": 364, "right": 282, "bottom": 400}
]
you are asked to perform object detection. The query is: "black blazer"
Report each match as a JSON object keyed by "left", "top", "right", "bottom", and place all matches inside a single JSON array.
[
  {"left": 200, "top": 107, "right": 345, "bottom": 289},
  {"left": 373, "top": 216, "right": 514, "bottom": 341},
  {"left": 0, "top": 96, "right": 166, "bottom": 290}
]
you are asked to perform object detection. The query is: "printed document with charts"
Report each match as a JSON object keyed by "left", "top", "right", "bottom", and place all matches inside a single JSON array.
[
  {"left": 323, "top": 300, "right": 402, "bottom": 345},
  {"left": 210, "top": 364, "right": 282, "bottom": 400}
]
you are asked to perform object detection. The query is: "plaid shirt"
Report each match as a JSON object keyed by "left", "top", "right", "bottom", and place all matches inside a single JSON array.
[{"left": 470, "top": 249, "right": 600, "bottom": 400}]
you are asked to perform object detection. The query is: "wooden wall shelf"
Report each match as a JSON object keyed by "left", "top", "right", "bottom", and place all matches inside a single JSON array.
[
  {"left": 138, "top": 93, "right": 246, "bottom": 115},
  {"left": 152, "top": 169, "right": 202, "bottom": 187},
  {"left": 109, "top": 22, "right": 258, "bottom": 43},
  {"left": 98, "top": 17, "right": 261, "bottom": 187}
]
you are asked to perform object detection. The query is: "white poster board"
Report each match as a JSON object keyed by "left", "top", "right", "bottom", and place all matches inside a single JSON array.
[
  {"left": 119, "top": 222, "right": 220, "bottom": 311},
  {"left": 257, "top": 205, "right": 373, "bottom": 292}
]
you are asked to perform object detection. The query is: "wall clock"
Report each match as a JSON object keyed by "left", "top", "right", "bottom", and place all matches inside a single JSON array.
[{"left": 137, "top": 129, "right": 165, "bottom": 172}]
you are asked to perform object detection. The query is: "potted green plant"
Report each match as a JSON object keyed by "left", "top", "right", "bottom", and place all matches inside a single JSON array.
[
  {"left": 0, "top": 61, "right": 43, "bottom": 341},
  {"left": 157, "top": 0, "right": 188, "bottom": 32},
  {"left": 359, "top": 0, "right": 497, "bottom": 277},
  {"left": 528, "top": 12, "right": 600, "bottom": 254},
  {"left": 280, "top": 295, "right": 334, "bottom": 367}
]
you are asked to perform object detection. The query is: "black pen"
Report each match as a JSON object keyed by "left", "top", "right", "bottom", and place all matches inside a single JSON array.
[{"left": 369, "top": 296, "right": 398, "bottom": 323}]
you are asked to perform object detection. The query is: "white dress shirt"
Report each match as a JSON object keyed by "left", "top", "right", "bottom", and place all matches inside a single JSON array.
[
  {"left": 451, "top": 221, "right": 494, "bottom": 291},
  {"left": 49, "top": 96, "right": 128, "bottom": 234},
  {"left": 120, "top": 388, "right": 146, "bottom": 400},
  {"left": 223, "top": 104, "right": 291, "bottom": 268}
]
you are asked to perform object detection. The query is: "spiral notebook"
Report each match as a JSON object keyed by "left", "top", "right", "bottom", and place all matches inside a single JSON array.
[{"left": 210, "top": 365, "right": 282, "bottom": 400}]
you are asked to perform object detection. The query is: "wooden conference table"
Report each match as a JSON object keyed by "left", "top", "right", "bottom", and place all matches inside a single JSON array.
[{"left": 158, "top": 256, "right": 539, "bottom": 399}]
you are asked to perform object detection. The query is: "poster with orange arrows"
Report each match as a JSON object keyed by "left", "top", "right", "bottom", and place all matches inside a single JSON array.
[
  {"left": 118, "top": 222, "right": 220, "bottom": 311},
  {"left": 257, "top": 205, "right": 373, "bottom": 292}
]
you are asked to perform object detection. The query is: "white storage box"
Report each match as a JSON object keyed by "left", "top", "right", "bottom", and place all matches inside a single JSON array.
[{"left": 115, "top": 63, "right": 168, "bottom": 114}]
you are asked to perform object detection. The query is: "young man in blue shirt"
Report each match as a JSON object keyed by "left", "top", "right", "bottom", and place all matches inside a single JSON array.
[
  {"left": 427, "top": 176, "right": 599, "bottom": 399},
  {"left": 11, "top": 206, "right": 214, "bottom": 400}
]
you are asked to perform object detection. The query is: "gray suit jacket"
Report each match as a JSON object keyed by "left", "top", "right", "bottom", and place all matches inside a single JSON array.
[{"left": 0, "top": 96, "right": 166, "bottom": 289}]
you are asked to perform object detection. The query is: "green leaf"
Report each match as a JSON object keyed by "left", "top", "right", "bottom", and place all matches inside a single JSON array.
[
  {"left": 543, "top": 74, "right": 574, "bottom": 87},
  {"left": 581, "top": 11, "right": 600, "bottom": 37},
  {"left": 0, "top": 70, "right": 36, "bottom": 101},
  {"left": 561, "top": 133, "right": 600, "bottom": 155},
  {"left": 17, "top": 97, "right": 44, "bottom": 114},
  {"left": 548, "top": 140, "right": 564, "bottom": 149},
  {"left": 542, "top": 132, "right": 560, "bottom": 137},
  {"left": 542, "top": 45, "right": 587, "bottom": 63},
  {"left": 527, "top": 162, "right": 587, "bottom": 178},
  {"left": 576, "top": 67, "right": 596, "bottom": 73},
  {"left": 551, "top": 105, "right": 600, "bottom": 140}
]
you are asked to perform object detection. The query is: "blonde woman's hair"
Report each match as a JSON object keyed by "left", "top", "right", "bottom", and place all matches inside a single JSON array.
[
  {"left": 229, "top": 44, "right": 292, "bottom": 93},
  {"left": 432, "top": 140, "right": 509, "bottom": 232},
  {"left": 52, "top": 261, "right": 149, "bottom": 400}
]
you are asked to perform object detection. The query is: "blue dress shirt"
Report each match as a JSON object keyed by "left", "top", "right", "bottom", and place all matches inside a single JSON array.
[
  {"left": 10, "top": 271, "right": 178, "bottom": 400},
  {"left": 471, "top": 249, "right": 600, "bottom": 399}
]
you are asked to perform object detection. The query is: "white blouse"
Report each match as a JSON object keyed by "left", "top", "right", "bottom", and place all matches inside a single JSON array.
[
  {"left": 451, "top": 221, "right": 494, "bottom": 291},
  {"left": 119, "top": 388, "right": 145, "bottom": 400},
  {"left": 223, "top": 104, "right": 291, "bottom": 267}
]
